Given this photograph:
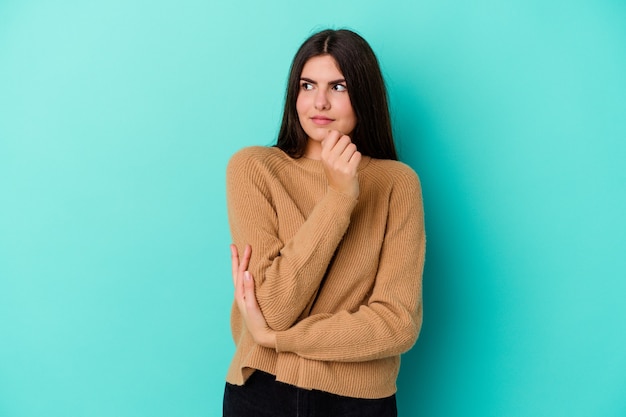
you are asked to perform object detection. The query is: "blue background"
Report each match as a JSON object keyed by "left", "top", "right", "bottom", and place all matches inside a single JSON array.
[{"left": 1, "top": 0, "right": 625, "bottom": 416}]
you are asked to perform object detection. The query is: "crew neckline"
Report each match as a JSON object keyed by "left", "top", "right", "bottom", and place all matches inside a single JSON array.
[{"left": 274, "top": 148, "right": 371, "bottom": 173}]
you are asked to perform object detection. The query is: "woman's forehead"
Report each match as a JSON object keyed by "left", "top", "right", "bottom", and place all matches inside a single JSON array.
[{"left": 300, "top": 55, "right": 344, "bottom": 80}]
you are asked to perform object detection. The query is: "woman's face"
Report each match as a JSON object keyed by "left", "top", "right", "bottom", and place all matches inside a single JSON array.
[{"left": 296, "top": 55, "right": 357, "bottom": 147}]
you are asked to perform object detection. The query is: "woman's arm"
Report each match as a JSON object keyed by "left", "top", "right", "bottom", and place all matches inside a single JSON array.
[
  {"left": 233, "top": 170, "right": 426, "bottom": 361},
  {"left": 276, "top": 172, "right": 425, "bottom": 362},
  {"left": 231, "top": 244, "right": 276, "bottom": 349},
  {"left": 227, "top": 134, "right": 361, "bottom": 331}
]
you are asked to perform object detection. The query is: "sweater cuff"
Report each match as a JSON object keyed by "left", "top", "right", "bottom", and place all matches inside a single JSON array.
[
  {"left": 275, "top": 329, "right": 297, "bottom": 354},
  {"left": 324, "top": 186, "right": 359, "bottom": 215}
]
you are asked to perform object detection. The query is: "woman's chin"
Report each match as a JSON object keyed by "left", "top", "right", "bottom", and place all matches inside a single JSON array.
[{"left": 305, "top": 132, "right": 326, "bottom": 142}]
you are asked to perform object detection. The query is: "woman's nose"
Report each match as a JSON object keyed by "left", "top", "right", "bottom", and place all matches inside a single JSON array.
[{"left": 314, "top": 90, "right": 330, "bottom": 110}]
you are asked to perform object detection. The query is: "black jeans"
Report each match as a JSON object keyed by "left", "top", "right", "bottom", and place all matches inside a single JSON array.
[{"left": 223, "top": 370, "right": 397, "bottom": 417}]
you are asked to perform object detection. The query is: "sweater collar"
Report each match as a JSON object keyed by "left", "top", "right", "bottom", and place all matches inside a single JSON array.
[{"left": 289, "top": 153, "right": 372, "bottom": 174}]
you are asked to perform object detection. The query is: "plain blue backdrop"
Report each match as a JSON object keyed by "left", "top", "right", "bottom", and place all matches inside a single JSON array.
[{"left": 1, "top": 0, "right": 625, "bottom": 416}]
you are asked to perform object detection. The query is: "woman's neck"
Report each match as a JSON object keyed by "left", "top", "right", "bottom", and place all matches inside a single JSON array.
[{"left": 303, "top": 139, "right": 322, "bottom": 160}]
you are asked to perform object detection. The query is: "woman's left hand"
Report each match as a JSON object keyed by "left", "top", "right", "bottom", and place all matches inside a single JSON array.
[{"left": 231, "top": 244, "right": 277, "bottom": 349}]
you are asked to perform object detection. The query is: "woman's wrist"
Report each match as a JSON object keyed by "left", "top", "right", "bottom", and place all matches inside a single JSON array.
[{"left": 256, "top": 330, "right": 277, "bottom": 349}]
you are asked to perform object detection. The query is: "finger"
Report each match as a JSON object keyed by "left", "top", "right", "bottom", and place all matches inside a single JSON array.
[
  {"left": 324, "top": 135, "right": 352, "bottom": 165},
  {"left": 239, "top": 244, "right": 252, "bottom": 276},
  {"left": 321, "top": 130, "right": 342, "bottom": 155},
  {"left": 322, "top": 129, "right": 342, "bottom": 145},
  {"left": 334, "top": 135, "right": 352, "bottom": 154},
  {"left": 338, "top": 141, "right": 358, "bottom": 164},
  {"left": 243, "top": 271, "right": 259, "bottom": 311},
  {"left": 352, "top": 150, "right": 362, "bottom": 165},
  {"left": 230, "top": 244, "right": 240, "bottom": 286},
  {"left": 234, "top": 267, "right": 245, "bottom": 314},
  {"left": 235, "top": 244, "right": 251, "bottom": 289},
  {"left": 345, "top": 147, "right": 362, "bottom": 167}
]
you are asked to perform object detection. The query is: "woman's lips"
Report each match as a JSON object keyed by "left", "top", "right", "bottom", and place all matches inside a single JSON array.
[{"left": 311, "top": 115, "right": 334, "bottom": 126}]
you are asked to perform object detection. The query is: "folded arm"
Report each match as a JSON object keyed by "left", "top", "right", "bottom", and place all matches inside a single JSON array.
[
  {"left": 226, "top": 149, "right": 358, "bottom": 331},
  {"left": 234, "top": 170, "right": 426, "bottom": 361}
]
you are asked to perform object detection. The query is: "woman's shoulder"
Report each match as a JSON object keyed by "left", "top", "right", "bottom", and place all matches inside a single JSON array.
[
  {"left": 227, "top": 146, "right": 290, "bottom": 172},
  {"left": 229, "top": 146, "right": 285, "bottom": 163},
  {"left": 367, "top": 158, "right": 421, "bottom": 187}
]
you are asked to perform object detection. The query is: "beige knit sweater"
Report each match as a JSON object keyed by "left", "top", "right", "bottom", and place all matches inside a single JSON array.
[{"left": 225, "top": 146, "right": 425, "bottom": 399}]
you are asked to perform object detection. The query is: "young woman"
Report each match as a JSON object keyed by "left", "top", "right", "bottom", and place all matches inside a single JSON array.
[{"left": 224, "top": 29, "right": 426, "bottom": 417}]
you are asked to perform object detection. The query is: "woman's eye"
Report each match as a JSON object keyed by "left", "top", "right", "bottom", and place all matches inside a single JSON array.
[
  {"left": 333, "top": 84, "right": 347, "bottom": 92},
  {"left": 301, "top": 82, "right": 313, "bottom": 91}
]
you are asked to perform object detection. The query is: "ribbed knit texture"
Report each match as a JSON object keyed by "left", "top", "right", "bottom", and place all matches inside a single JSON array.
[{"left": 225, "top": 146, "right": 426, "bottom": 399}]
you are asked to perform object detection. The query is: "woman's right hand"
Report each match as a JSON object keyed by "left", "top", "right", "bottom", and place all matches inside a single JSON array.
[
  {"left": 231, "top": 244, "right": 276, "bottom": 349},
  {"left": 320, "top": 130, "right": 361, "bottom": 199}
]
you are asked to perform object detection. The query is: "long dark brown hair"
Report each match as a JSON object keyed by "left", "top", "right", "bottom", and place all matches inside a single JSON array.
[{"left": 276, "top": 29, "right": 398, "bottom": 160}]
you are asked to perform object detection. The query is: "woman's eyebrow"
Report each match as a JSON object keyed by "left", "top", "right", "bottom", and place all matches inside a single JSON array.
[{"left": 300, "top": 77, "right": 346, "bottom": 84}]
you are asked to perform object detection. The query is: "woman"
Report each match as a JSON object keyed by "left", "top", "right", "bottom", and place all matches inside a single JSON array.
[{"left": 224, "top": 29, "right": 426, "bottom": 417}]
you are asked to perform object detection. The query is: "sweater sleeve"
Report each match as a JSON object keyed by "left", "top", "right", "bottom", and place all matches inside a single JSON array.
[
  {"left": 274, "top": 169, "right": 426, "bottom": 362},
  {"left": 226, "top": 148, "right": 359, "bottom": 331}
]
